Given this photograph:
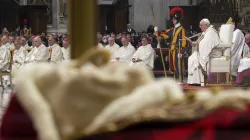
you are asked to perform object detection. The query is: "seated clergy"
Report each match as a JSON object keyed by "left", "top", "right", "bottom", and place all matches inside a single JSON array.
[
  {"left": 235, "top": 35, "right": 250, "bottom": 86},
  {"left": 105, "top": 37, "right": 120, "bottom": 60},
  {"left": 129, "top": 36, "right": 155, "bottom": 69},
  {"left": 0, "top": 36, "right": 11, "bottom": 71},
  {"left": 48, "top": 36, "right": 63, "bottom": 63},
  {"left": 1, "top": 35, "right": 11, "bottom": 49},
  {"left": 61, "top": 38, "right": 71, "bottom": 61},
  {"left": 97, "top": 33, "right": 104, "bottom": 48},
  {"left": 20, "top": 37, "right": 30, "bottom": 50},
  {"left": 24, "top": 36, "right": 50, "bottom": 64},
  {"left": 13, "top": 37, "right": 28, "bottom": 74},
  {"left": 236, "top": 53, "right": 250, "bottom": 86},
  {"left": 187, "top": 19, "right": 220, "bottom": 85},
  {"left": 111, "top": 37, "right": 135, "bottom": 64},
  {"left": 8, "top": 36, "right": 15, "bottom": 50}
]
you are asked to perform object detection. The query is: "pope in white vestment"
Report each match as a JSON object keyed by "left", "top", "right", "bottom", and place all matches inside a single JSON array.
[
  {"left": 24, "top": 37, "right": 50, "bottom": 64},
  {"left": 111, "top": 37, "right": 135, "bottom": 64},
  {"left": 187, "top": 19, "right": 220, "bottom": 85},
  {"left": 105, "top": 37, "right": 120, "bottom": 60},
  {"left": 129, "top": 37, "right": 155, "bottom": 69}
]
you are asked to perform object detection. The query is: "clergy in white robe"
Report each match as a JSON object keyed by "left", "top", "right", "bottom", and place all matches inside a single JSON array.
[
  {"left": 129, "top": 37, "right": 155, "bottom": 69},
  {"left": 61, "top": 38, "right": 71, "bottom": 61},
  {"left": 24, "top": 37, "right": 50, "bottom": 64},
  {"left": 187, "top": 19, "right": 220, "bottom": 85},
  {"left": 0, "top": 36, "right": 11, "bottom": 71},
  {"left": 97, "top": 33, "right": 104, "bottom": 48},
  {"left": 48, "top": 36, "right": 63, "bottom": 63},
  {"left": 20, "top": 37, "right": 31, "bottom": 50},
  {"left": 1, "top": 35, "right": 11, "bottom": 50},
  {"left": 8, "top": 37, "right": 15, "bottom": 50},
  {"left": 231, "top": 28, "right": 246, "bottom": 76},
  {"left": 105, "top": 37, "right": 120, "bottom": 59},
  {"left": 12, "top": 38, "right": 28, "bottom": 75},
  {"left": 97, "top": 43, "right": 104, "bottom": 48},
  {"left": 111, "top": 37, "right": 135, "bottom": 64}
]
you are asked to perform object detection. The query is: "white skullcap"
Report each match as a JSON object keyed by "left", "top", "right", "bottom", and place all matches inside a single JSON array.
[{"left": 202, "top": 18, "right": 210, "bottom": 26}]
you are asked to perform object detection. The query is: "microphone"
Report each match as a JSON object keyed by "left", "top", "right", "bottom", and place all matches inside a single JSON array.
[
  {"left": 184, "top": 33, "right": 201, "bottom": 42},
  {"left": 188, "top": 33, "right": 201, "bottom": 39}
]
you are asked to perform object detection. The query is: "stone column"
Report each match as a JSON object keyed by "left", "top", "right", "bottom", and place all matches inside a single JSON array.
[
  {"left": 20, "top": 0, "right": 27, "bottom": 5},
  {"left": 52, "top": 0, "right": 59, "bottom": 29},
  {"left": 128, "top": 0, "right": 134, "bottom": 27}
]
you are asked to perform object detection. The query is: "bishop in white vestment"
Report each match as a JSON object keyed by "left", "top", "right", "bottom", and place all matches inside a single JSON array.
[
  {"left": 12, "top": 38, "right": 28, "bottom": 75},
  {"left": 0, "top": 35, "right": 11, "bottom": 71},
  {"left": 0, "top": 39, "right": 10, "bottom": 72},
  {"left": 111, "top": 37, "right": 135, "bottom": 64},
  {"left": 48, "top": 36, "right": 63, "bottom": 63},
  {"left": 105, "top": 37, "right": 120, "bottom": 59},
  {"left": 129, "top": 37, "right": 155, "bottom": 69},
  {"left": 187, "top": 19, "right": 220, "bottom": 85},
  {"left": 1, "top": 35, "right": 11, "bottom": 50},
  {"left": 24, "top": 37, "right": 50, "bottom": 64},
  {"left": 61, "top": 38, "right": 71, "bottom": 62}
]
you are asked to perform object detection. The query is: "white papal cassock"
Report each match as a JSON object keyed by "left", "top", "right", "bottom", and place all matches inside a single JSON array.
[
  {"left": 13, "top": 46, "right": 28, "bottom": 75},
  {"left": 129, "top": 44, "right": 155, "bottom": 69},
  {"left": 105, "top": 43, "right": 120, "bottom": 59},
  {"left": 111, "top": 43, "right": 135, "bottom": 64},
  {"left": 188, "top": 26, "right": 220, "bottom": 84},
  {"left": 24, "top": 44, "right": 50, "bottom": 64},
  {"left": 50, "top": 44, "right": 63, "bottom": 64},
  {"left": 0, "top": 45, "right": 10, "bottom": 71}
]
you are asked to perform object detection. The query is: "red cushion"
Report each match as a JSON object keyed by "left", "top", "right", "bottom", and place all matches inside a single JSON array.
[{"left": 1, "top": 95, "right": 250, "bottom": 140}]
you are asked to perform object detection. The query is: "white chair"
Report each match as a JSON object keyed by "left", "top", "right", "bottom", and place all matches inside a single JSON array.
[{"left": 207, "top": 24, "right": 234, "bottom": 85}]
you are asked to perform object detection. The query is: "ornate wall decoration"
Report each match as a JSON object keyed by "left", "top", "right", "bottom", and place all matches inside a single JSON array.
[
  {"left": 59, "top": 0, "right": 67, "bottom": 25},
  {"left": 238, "top": 0, "right": 250, "bottom": 31}
]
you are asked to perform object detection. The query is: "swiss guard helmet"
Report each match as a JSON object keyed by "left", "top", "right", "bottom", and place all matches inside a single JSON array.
[{"left": 170, "top": 7, "right": 184, "bottom": 23}]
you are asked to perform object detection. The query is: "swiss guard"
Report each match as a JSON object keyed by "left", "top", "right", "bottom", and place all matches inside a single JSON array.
[{"left": 159, "top": 7, "right": 187, "bottom": 82}]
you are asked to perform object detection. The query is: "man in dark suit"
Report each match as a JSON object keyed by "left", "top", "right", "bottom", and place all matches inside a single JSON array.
[{"left": 125, "top": 24, "right": 136, "bottom": 35}]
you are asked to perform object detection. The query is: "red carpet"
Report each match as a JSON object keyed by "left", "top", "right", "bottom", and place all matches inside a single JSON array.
[{"left": 181, "top": 83, "right": 246, "bottom": 92}]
